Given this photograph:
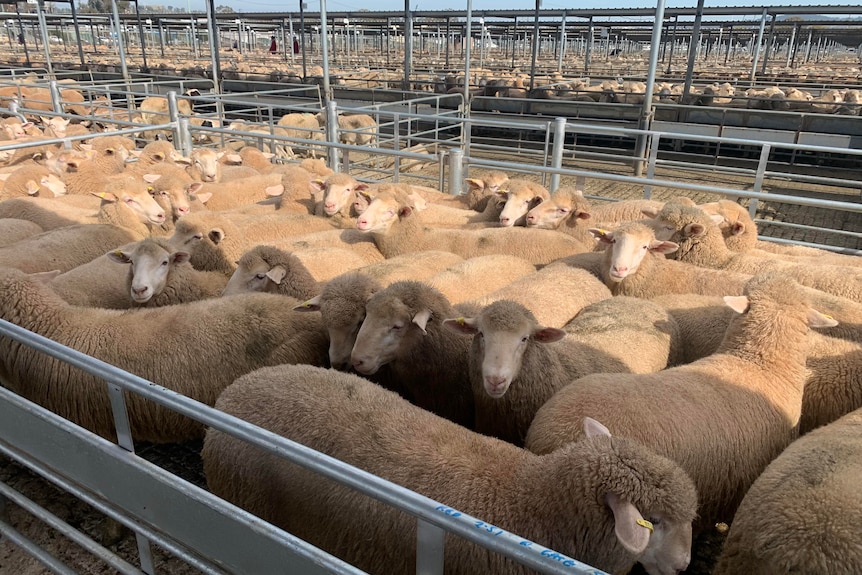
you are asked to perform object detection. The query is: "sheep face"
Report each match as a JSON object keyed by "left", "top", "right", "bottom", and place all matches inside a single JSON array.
[
  {"left": 497, "top": 184, "right": 546, "bottom": 227},
  {"left": 444, "top": 302, "right": 564, "bottom": 398},
  {"left": 591, "top": 225, "right": 678, "bottom": 282},
  {"left": 324, "top": 306, "right": 368, "bottom": 371},
  {"left": 40, "top": 174, "right": 67, "bottom": 197},
  {"left": 108, "top": 241, "right": 190, "bottom": 304},
  {"left": 356, "top": 192, "right": 408, "bottom": 232},
  {"left": 351, "top": 296, "right": 429, "bottom": 375},
  {"left": 189, "top": 149, "right": 224, "bottom": 182},
  {"left": 629, "top": 507, "right": 693, "bottom": 575},
  {"left": 525, "top": 188, "right": 589, "bottom": 229},
  {"left": 222, "top": 258, "right": 285, "bottom": 297},
  {"left": 318, "top": 175, "right": 368, "bottom": 217}
]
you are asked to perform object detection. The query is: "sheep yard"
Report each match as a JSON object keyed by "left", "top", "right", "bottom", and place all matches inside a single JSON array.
[{"left": 0, "top": 4, "right": 861, "bottom": 575}]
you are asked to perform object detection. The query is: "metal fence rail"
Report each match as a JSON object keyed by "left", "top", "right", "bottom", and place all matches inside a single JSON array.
[{"left": 0, "top": 319, "right": 608, "bottom": 575}]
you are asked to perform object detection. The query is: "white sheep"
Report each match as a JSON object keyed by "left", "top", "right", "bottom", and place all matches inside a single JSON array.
[
  {"left": 0, "top": 266, "right": 328, "bottom": 443},
  {"left": 356, "top": 188, "right": 590, "bottom": 265},
  {"left": 426, "top": 254, "right": 536, "bottom": 304},
  {"left": 357, "top": 250, "right": 465, "bottom": 287},
  {"left": 350, "top": 280, "right": 475, "bottom": 427},
  {"left": 44, "top": 238, "right": 227, "bottom": 308},
  {"left": 202, "top": 364, "right": 698, "bottom": 575},
  {"left": 0, "top": 165, "right": 66, "bottom": 199},
  {"left": 444, "top": 296, "right": 679, "bottom": 446},
  {"left": 713, "top": 407, "right": 862, "bottom": 575},
  {"left": 222, "top": 245, "right": 319, "bottom": 300},
  {"left": 525, "top": 272, "right": 837, "bottom": 531},
  {"left": 464, "top": 170, "right": 509, "bottom": 211},
  {"left": 496, "top": 179, "right": 550, "bottom": 227},
  {"left": 0, "top": 218, "right": 43, "bottom": 247},
  {"left": 652, "top": 202, "right": 862, "bottom": 302}
]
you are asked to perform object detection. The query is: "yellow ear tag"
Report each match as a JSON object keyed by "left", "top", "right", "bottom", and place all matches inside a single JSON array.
[
  {"left": 147, "top": 186, "right": 154, "bottom": 191},
  {"left": 636, "top": 519, "right": 654, "bottom": 533},
  {"left": 97, "top": 192, "right": 106, "bottom": 198},
  {"left": 823, "top": 314, "right": 834, "bottom": 320},
  {"left": 597, "top": 228, "right": 608, "bottom": 235},
  {"left": 457, "top": 317, "right": 465, "bottom": 325},
  {"left": 113, "top": 250, "right": 124, "bottom": 257}
]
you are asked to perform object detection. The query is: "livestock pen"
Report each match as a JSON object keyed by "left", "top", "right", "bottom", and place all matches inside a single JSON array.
[{"left": 0, "top": 56, "right": 860, "bottom": 574}]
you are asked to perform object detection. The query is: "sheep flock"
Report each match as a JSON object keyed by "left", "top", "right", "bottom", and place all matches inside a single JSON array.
[{"left": 0, "top": 101, "right": 860, "bottom": 575}]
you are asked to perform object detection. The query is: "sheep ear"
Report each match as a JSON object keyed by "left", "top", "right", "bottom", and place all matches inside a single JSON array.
[
  {"left": 709, "top": 214, "right": 726, "bottom": 226},
  {"left": 465, "top": 178, "right": 484, "bottom": 191},
  {"left": 265, "top": 184, "right": 285, "bottom": 197},
  {"left": 29, "top": 269, "right": 61, "bottom": 284},
  {"left": 683, "top": 223, "right": 706, "bottom": 237},
  {"left": 107, "top": 249, "right": 132, "bottom": 264},
  {"left": 208, "top": 228, "right": 225, "bottom": 244},
  {"left": 407, "top": 193, "right": 428, "bottom": 211},
  {"left": 92, "top": 191, "right": 118, "bottom": 203},
  {"left": 494, "top": 189, "right": 509, "bottom": 199},
  {"left": 226, "top": 153, "right": 242, "bottom": 164},
  {"left": 649, "top": 240, "right": 678, "bottom": 255},
  {"left": 262, "top": 152, "right": 275, "bottom": 159},
  {"left": 293, "top": 294, "right": 322, "bottom": 312},
  {"left": 532, "top": 327, "right": 566, "bottom": 343},
  {"left": 171, "top": 251, "right": 190, "bottom": 265},
  {"left": 589, "top": 228, "right": 614, "bottom": 244},
  {"left": 412, "top": 308, "right": 432, "bottom": 334},
  {"left": 528, "top": 196, "right": 545, "bottom": 210},
  {"left": 187, "top": 182, "right": 204, "bottom": 195},
  {"left": 723, "top": 295, "right": 749, "bottom": 314},
  {"left": 398, "top": 205, "right": 413, "bottom": 219},
  {"left": 142, "top": 173, "right": 161, "bottom": 184},
  {"left": 354, "top": 182, "right": 369, "bottom": 193},
  {"left": 731, "top": 222, "right": 747, "bottom": 236},
  {"left": 807, "top": 308, "right": 838, "bottom": 328},
  {"left": 266, "top": 265, "right": 287, "bottom": 285},
  {"left": 583, "top": 417, "right": 611, "bottom": 438},
  {"left": 175, "top": 156, "right": 192, "bottom": 165},
  {"left": 605, "top": 493, "right": 651, "bottom": 556},
  {"left": 442, "top": 316, "right": 479, "bottom": 335},
  {"left": 195, "top": 192, "right": 212, "bottom": 204},
  {"left": 309, "top": 179, "right": 326, "bottom": 193},
  {"left": 641, "top": 206, "right": 661, "bottom": 218},
  {"left": 25, "top": 180, "right": 40, "bottom": 195}
]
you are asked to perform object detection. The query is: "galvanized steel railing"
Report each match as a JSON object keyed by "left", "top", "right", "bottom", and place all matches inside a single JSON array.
[{"left": 0, "top": 319, "right": 608, "bottom": 575}]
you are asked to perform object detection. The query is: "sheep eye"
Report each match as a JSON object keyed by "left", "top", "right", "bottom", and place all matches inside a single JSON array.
[
  {"left": 255, "top": 273, "right": 266, "bottom": 280},
  {"left": 649, "top": 516, "right": 662, "bottom": 526},
  {"left": 521, "top": 336, "right": 529, "bottom": 343},
  {"left": 643, "top": 245, "right": 648, "bottom": 249},
  {"left": 391, "top": 324, "right": 403, "bottom": 331},
  {"left": 161, "top": 260, "right": 169, "bottom": 267}
]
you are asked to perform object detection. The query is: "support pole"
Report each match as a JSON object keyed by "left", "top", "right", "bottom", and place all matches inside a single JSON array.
[
  {"left": 111, "top": 0, "right": 130, "bottom": 83},
  {"left": 320, "top": 0, "right": 332, "bottom": 102},
  {"left": 529, "top": 0, "right": 540, "bottom": 91},
  {"left": 16, "top": 4, "right": 30, "bottom": 68},
  {"left": 205, "top": 0, "right": 221, "bottom": 92},
  {"left": 299, "top": 0, "right": 307, "bottom": 79},
  {"left": 761, "top": 13, "right": 776, "bottom": 75},
  {"left": 633, "top": 0, "right": 666, "bottom": 177},
  {"left": 35, "top": 0, "right": 53, "bottom": 76},
  {"left": 133, "top": 0, "right": 148, "bottom": 72},
  {"left": 665, "top": 14, "right": 677, "bottom": 74},
  {"left": 556, "top": 10, "right": 566, "bottom": 72},
  {"left": 749, "top": 8, "right": 767, "bottom": 83},
  {"left": 584, "top": 16, "right": 593, "bottom": 74},
  {"left": 403, "top": 1, "right": 413, "bottom": 91},
  {"left": 510, "top": 16, "right": 517, "bottom": 69},
  {"left": 682, "top": 0, "right": 704, "bottom": 100},
  {"left": 70, "top": 0, "right": 86, "bottom": 68}
]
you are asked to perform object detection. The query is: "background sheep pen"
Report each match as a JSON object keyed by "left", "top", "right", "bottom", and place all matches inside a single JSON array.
[{"left": 0, "top": 2, "right": 861, "bottom": 575}]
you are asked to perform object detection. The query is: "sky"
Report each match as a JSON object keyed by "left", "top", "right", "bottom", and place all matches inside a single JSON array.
[{"left": 143, "top": 0, "right": 862, "bottom": 15}]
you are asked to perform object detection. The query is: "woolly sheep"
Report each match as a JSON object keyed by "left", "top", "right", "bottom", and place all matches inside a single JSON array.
[
  {"left": 291, "top": 247, "right": 376, "bottom": 282},
  {"left": 0, "top": 218, "right": 43, "bottom": 247},
  {"left": 183, "top": 148, "right": 224, "bottom": 182},
  {"left": 357, "top": 250, "right": 465, "bottom": 286},
  {"left": 524, "top": 185, "right": 595, "bottom": 246},
  {"left": 277, "top": 228, "right": 384, "bottom": 265},
  {"left": 196, "top": 173, "right": 285, "bottom": 211},
  {"left": 562, "top": 222, "right": 752, "bottom": 298},
  {"left": 359, "top": 184, "right": 496, "bottom": 229},
  {"left": 651, "top": 290, "right": 862, "bottom": 434},
  {"left": 0, "top": 266, "right": 328, "bottom": 443},
  {"left": 426, "top": 254, "right": 536, "bottom": 304},
  {"left": 356, "top": 189, "right": 590, "bottom": 265},
  {"left": 496, "top": 178, "right": 550, "bottom": 227},
  {"left": 222, "top": 245, "right": 319, "bottom": 300},
  {"left": 45, "top": 238, "right": 227, "bottom": 308},
  {"left": 202, "top": 364, "right": 698, "bottom": 575},
  {"left": 653, "top": 202, "right": 862, "bottom": 302},
  {"left": 464, "top": 170, "right": 509, "bottom": 211},
  {"left": 525, "top": 273, "right": 837, "bottom": 530},
  {"left": 444, "top": 297, "right": 679, "bottom": 445},
  {"left": 713, "top": 407, "right": 862, "bottom": 575},
  {"left": 470, "top": 264, "right": 612, "bottom": 328},
  {"left": 0, "top": 165, "right": 66, "bottom": 199},
  {"left": 350, "top": 280, "right": 475, "bottom": 427},
  {"left": 61, "top": 144, "right": 130, "bottom": 195},
  {"left": 309, "top": 172, "right": 369, "bottom": 221}
]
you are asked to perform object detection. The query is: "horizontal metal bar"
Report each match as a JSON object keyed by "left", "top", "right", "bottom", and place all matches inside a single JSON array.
[{"left": 0, "top": 517, "right": 78, "bottom": 575}]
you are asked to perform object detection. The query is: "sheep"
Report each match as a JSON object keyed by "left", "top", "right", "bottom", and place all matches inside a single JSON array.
[
  {"left": 464, "top": 170, "right": 509, "bottom": 210},
  {"left": 651, "top": 290, "right": 862, "bottom": 434},
  {"left": 144, "top": 169, "right": 204, "bottom": 223},
  {"left": 524, "top": 185, "right": 597, "bottom": 246},
  {"left": 0, "top": 165, "right": 67, "bottom": 199},
  {"left": 277, "top": 228, "right": 384, "bottom": 265},
  {"left": 274, "top": 112, "right": 325, "bottom": 158},
  {"left": 586, "top": 198, "right": 666, "bottom": 226},
  {"left": 235, "top": 146, "right": 276, "bottom": 173},
  {"left": 444, "top": 297, "right": 679, "bottom": 446},
  {"left": 470, "top": 264, "right": 612, "bottom": 328},
  {"left": 167, "top": 211, "right": 336, "bottom": 276},
  {"left": 700, "top": 199, "right": 862, "bottom": 267},
  {"left": 0, "top": 218, "right": 43, "bottom": 247},
  {"left": 356, "top": 189, "right": 590, "bottom": 265},
  {"left": 652, "top": 202, "right": 862, "bottom": 302},
  {"left": 349, "top": 281, "right": 475, "bottom": 428},
  {"left": 46, "top": 238, "right": 228, "bottom": 308},
  {"left": 60, "top": 148, "right": 133, "bottom": 197},
  {"left": 496, "top": 179, "right": 550, "bottom": 227},
  {"left": 317, "top": 112, "right": 378, "bottom": 147},
  {"left": 310, "top": 172, "right": 369, "bottom": 221},
  {"left": 561, "top": 222, "right": 752, "bottom": 298},
  {"left": 713, "top": 407, "right": 862, "bottom": 575},
  {"left": 358, "top": 183, "right": 496, "bottom": 229},
  {"left": 183, "top": 148, "right": 224, "bottom": 183},
  {"left": 357, "top": 250, "right": 465, "bottom": 286},
  {"left": 426, "top": 254, "right": 536, "bottom": 304},
  {"left": 126, "top": 140, "right": 186, "bottom": 174},
  {"left": 525, "top": 272, "right": 838, "bottom": 530},
  {"left": 0, "top": 266, "right": 328, "bottom": 443},
  {"left": 296, "top": 157, "right": 333, "bottom": 178},
  {"left": 290, "top": 247, "right": 376, "bottom": 282},
  {"left": 195, "top": 173, "right": 285, "bottom": 211},
  {"left": 202, "top": 364, "right": 698, "bottom": 575},
  {"left": 222, "top": 245, "right": 318, "bottom": 300}
]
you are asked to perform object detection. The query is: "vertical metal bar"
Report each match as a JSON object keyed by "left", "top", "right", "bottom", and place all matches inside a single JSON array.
[
  {"left": 299, "top": 0, "right": 307, "bottom": 79},
  {"left": 463, "top": 0, "right": 473, "bottom": 109},
  {"left": 70, "top": 0, "right": 86, "bottom": 67},
  {"left": 682, "top": 0, "right": 704, "bottom": 100},
  {"left": 416, "top": 519, "right": 445, "bottom": 575},
  {"left": 16, "top": 4, "right": 31, "bottom": 68},
  {"left": 749, "top": 8, "right": 767, "bottom": 84},
  {"left": 447, "top": 148, "right": 463, "bottom": 196},
  {"left": 49, "top": 80, "right": 63, "bottom": 114},
  {"left": 36, "top": 0, "right": 53, "bottom": 76},
  {"left": 644, "top": 133, "right": 661, "bottom": 199},
  {"left": 167, "top": 90, "right": 181, "bottom": 143},
  {"left": 190, "top": 15, "right": 198, "bottom": 59},
  {"left": 205, "top": 0, "right": 221, "bottom": 93},
  {"left": 404, "top": 3, "right": 413, "bottom": 91},
  {"left": 665, "top": 15, "right": 677, "bottom": 73},
  {"left": 392, "top": 111, "right": 400, "bottom": 182},
  {"left": 556, "top": 10, "right": 566, "bottom": 72},
  {"left": 445, "top": 17, "right": 450, "bottom": 68},
  {"left": 761, "top": 14, "right": 776, "bottom": 75},
  {"left": 549, "top": 117, "right": 566, "bottom": 193},
  {"left": 111, "top": 0, "right": 130, "bottom": 84},
  {"left": 89, "top": 18, "right": 97, "bottom": 53},
  {"left": 633, "top": 0, "right": 665, "bottom": 177},
  {"left": 325, "top": 99, "right": 340, "bottom": 171},
  {"left": 320, "top": 0, "right": 332, "bottom": 102},
  {"left": 785, "top": 23, "right": 797, "bottom": 68},
  {"left": 510, "top": 16, "right": 517, "bottom": 69},
  {"left": 281, "top": 20, "right": 288, "bottom": 62},
  {"left": 133, "top": 0, "right": 148, "bottom": 71},
  {"left": 528, "top": 0, "right": 540, "bottom": 91},
  {"left": 584, "top": 16, "right": 593, "bottom": 74},
  {"left": 749, "top": 144, "right": 771, "bottom": 219},
  {"left": 158, "top": 20, "right": 165, "bottom": 59},
  {"left": 724, "top": 25, "right": 733, "bottom": 64}
]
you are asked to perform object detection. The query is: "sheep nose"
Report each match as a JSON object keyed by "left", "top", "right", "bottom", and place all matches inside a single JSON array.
[
  {"left": 177, "top": 206, "right": 190, "bottom": 215},
  {"left": 526, "top": 214, "right": 535, "bottom": 224},
  {"left": 132, "top": 286, "right": 149, "bottom": 297},
  {"left": 499, "top": 217, "right": 510, "bottom": 225},
  {"left": 612, "top": 265, "right": 628, "bottom": 274},
  {"left": 485, "top": 375, "right": 506, "bottom": 389}
]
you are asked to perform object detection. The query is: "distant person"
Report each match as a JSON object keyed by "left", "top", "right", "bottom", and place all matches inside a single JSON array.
[
  {"left": 269, "top": 36, "right": 277, "bottom": 55},
  {"left": 293, "top": 37, "right": 300, "bottom": 55}
]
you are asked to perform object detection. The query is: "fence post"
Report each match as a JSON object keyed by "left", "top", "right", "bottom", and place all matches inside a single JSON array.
[
  {"left": 448, "top": 147, "right": 463, "bottom": 196},
  {"left": 49, "top": 80, "right": 63, "bottom": 115},
  {"left": 644, "top": 133, "right": 661, "bottom": 199},
  {"left": 416, "top": 518, "right": 445, "bottom": 575},
  {"left": 549, "top": 117, "right": 566, "bottom": 193},
  {"left": 325, "top": 99, "right": 340, "bottom": 173},
  {"left": 748, "top": 144, "right": 771, "bottom": 219},
  {"left": 167, "top": 90, "right": 182, "bottom": 144}
]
